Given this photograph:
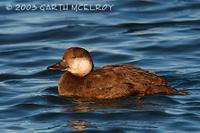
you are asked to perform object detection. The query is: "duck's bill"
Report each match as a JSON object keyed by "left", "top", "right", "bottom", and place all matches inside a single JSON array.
[{"left": 47, "top": 61, "right": 67, "bottom": 71}]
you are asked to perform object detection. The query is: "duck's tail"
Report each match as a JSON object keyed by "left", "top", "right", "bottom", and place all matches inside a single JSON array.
[{"left": 170, "top": 89, "right": 188, "bottom": 95}]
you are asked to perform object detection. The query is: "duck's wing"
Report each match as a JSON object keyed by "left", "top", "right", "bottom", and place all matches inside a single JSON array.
[
  {"left": 84, "top": 64, "right": 175, "bottom": 98},
  {"left": 95, "top": 64, "right": 168, "bottom": 86}
]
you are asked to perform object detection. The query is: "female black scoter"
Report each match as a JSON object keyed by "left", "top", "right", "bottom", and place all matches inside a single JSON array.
[{"left": 47, "top": 47, "right": 187, "bottom": 99}]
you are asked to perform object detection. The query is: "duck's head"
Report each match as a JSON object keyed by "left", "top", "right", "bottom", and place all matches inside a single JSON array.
[{"left": 47, "top": 47, "right": 93, "bottom": 77}]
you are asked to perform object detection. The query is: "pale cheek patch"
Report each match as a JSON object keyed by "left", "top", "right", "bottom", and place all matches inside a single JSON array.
[{"left": 70, "top": 58, "right": 92, "bottom": 77}]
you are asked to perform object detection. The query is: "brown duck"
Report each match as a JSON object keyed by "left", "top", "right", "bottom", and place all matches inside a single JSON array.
[{"left": 47, "top": 47, "right": 187, "bottom": 99}]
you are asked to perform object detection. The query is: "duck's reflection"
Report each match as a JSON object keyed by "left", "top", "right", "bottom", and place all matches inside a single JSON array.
[
  {"left": 62, "top": 96, "right": 163, "bottom": 131},
  {"left": 66, "top": 97, "right": 161, "bottom": 110},
  {"left": 68, "top": 120, "right": 97, "bottom": 131},
  {"left": 66, "top": 105, "right": 95, "bottom": 113}
]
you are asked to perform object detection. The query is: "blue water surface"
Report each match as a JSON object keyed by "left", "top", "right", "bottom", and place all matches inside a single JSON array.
[{"left": 0, "top": 0, "right": 200, "bottom": 132}]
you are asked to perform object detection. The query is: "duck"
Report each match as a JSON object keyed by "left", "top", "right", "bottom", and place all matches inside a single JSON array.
[{"left": 47, "top": 47, "right": 187, "bottom": 99}]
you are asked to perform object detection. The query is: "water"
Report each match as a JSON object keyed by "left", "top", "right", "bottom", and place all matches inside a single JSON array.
[{"left": 0, "top": 0, "right": 200, "bottom": 132}]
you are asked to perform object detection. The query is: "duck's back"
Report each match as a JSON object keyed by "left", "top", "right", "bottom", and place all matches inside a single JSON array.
[{"left": 58, "top": 64, "right": 183, "bottom": 99}]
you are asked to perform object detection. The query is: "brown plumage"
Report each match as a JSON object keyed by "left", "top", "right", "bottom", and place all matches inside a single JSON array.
[{"left": 48, "top": 47, "right": 187, "bottom": 99}]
